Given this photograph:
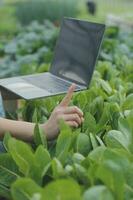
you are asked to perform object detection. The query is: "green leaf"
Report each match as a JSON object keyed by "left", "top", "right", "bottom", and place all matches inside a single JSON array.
[
  {"left": 8, "top": 138, "right": 34, "bottom": 176},
  {"left": 125, "top": 165, "right": 133, "bottom": 199},
  {"left": 32, "top": 108, "right": 38, "bottom": 123},
  {"left": 118, "top": 116, "right": 132, "bottom": 145},
  {"left": 75, "top": 133, "right": 92, "bottom": 156},
  {"left": 89, "top": 133, "right": 99, "bottom": 149},
  {"left": 98, "top": 103, "right": 111, "bottom": 126},
  {"left": 96, "top": 160, "right": 125, "bottom": 200},
  {"left": 44, "top": 98, "right": 57, "bottom": 113},
  {"left": 125, "top": 184, "right": 133, "bottom": 200},
  {"left": 3, "top": 132, "right": 12, "bottom": 152},
  {"left": 72, "top": 153, "right": 85, "bottom": 164},
  {"left": 82, "top": 112, "right": 96, "bottom": 133},
  {"left": 94, "top": 148, "right": 129, "bottom": 200},
  {"left": 11, "top": 178, "right": 42, "bottom": 200},
  {"left": 95, "top": 135, "right": 105, "bottom": 146},
  {"left": 126, "top": 110, "right": 133, "bottom": 133},
  {"left": 8, "top": 138, "right": 49, "bottom": 185},
  {"left": 51, "top": 158, "right": 65, "bottom": 179},
  {"left": 43, "top": 179, "right": 81, "bottom": 200},
  {"left": 35, "top": 146, "right": 51, "bottom": 177},
  {"left": 0, "top": 153, "right": 20, "bottom": 199},
  {"left": 56, "top": 121, "right": 72, "bottom": 164},
  {"left": 83, "top": 185, "right": 114, "bottom": 200},
  {"left": 105, "top": 130, "right": 131, "bottom": 152},
  {"left": 122, "top": 94, "right": 133, "bottom": 111},
  {"left": 34, "top": 124, "right": 47, "bottom": 149},
  {"left": 76, "top": 92, "right": 87, "bottom": 110},
  {"left": 65, "top": 165, "right": 74, "bottom": 175},
  {"left": 73, "top": 163, "right": 88, "bottom": 184},
  {"left": 88, "top": 146, "right": 107, "bottom": 163},
  {"left": 99, "top": 79, "right": 112, "bottom": 95},
  {"left": 103, "top": 148, "right": 131, "bottom": 176},
  {"left": 0, "top": 183, "right": 11, "bottom": 200},
  {"left": 109, "top": 103, "right": 120, "bottom": 129},
  {"left": 89, "top": 96, "right": 104, "bottom": 121},
  {"left": 0, "top": 153, "right": 20, "bottom": 187}
]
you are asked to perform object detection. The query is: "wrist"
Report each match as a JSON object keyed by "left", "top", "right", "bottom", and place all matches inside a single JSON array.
[{"left": 40, "top": 122, "right": 51, "bottom": 140}]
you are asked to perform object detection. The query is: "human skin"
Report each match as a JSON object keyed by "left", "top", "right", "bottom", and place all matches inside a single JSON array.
[{"left": 0, "top": 84, "right": 84, "bottom": 141}]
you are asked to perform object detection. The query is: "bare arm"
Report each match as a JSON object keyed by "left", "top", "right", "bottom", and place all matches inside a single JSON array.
[
  {"left": 0, "top": 118, "right": 35, "bottom": 141},
  {"left": 0, "top": 84, "right": 84, "bottom": 141}
]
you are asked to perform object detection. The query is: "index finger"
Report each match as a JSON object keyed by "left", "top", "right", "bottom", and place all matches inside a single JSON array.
[{"left": 59, "top": 83, "right": 76, "bottom": 107}]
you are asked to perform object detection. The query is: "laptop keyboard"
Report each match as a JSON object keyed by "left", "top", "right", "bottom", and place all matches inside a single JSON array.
[{"left": 23, "top": 73, "right": 81, "bottom": 93}]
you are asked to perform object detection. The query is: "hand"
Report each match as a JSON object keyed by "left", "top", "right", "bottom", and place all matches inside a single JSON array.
[{"left": 42, "top": 84, "right": 84, "bottom": 140}]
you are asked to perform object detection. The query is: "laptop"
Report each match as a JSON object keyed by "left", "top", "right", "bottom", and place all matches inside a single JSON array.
[{"left": 0, "top": 18, "right": 105, "bottom": 100}]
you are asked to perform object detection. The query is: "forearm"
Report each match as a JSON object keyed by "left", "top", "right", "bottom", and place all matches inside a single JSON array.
[
  {"left": 0, "top": 84, "right": 83, "bottom": 142},
  {"left": 0, "top": 85, "right": 83, "bottom": 142},
  {"left": 0, "top": 118, "right": 36, "bottom": 142},
  {"left": 0, "top": 118, "right": 51, "bottom": 142}
]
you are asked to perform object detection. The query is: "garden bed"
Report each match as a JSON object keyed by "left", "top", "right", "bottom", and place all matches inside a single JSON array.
[{"left": 0, "top": 24, "right": 133, "bottom": 199}]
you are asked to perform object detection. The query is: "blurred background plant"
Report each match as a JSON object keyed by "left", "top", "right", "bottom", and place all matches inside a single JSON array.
[
  {"left": 0, "top": 20, "right": 58, "bottom": 78},
  {"left": 79, "top": 0, "right": 133, "bottom": 21},
  {"left": 0, "top": 0, "right": 132, "bottom": 78},
  {"left": 14, "top": 0, "right": 79, "bottom": 25},
  {"left": 0, "top": 3, "right": 18, "bottom": 38},
  {"left": 0, "top": 0, "right": 133, "bottom": 81}
]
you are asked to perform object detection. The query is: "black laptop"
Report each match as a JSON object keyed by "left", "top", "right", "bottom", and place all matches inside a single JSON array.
[{"left": 0, "top": 18, "right": 105, "bottom": 100}]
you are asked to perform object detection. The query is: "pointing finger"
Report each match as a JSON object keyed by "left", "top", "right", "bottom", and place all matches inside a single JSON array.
[{"left": 60, "top": 83, "right": 76, "bottom": 107}]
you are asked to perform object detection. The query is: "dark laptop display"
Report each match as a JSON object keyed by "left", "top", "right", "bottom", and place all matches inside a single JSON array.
[{"left": 51, "top": 18, "right": 105, "bottom": 86}]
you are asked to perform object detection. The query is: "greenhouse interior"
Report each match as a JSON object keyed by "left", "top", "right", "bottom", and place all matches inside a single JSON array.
[{"left": 0, "top": 0, "right": 133, "bottom": 199}]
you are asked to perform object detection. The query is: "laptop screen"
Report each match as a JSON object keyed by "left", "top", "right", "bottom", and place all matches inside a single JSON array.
[{"left": 50, "top": 18, "right": 105, "bottom": 86}]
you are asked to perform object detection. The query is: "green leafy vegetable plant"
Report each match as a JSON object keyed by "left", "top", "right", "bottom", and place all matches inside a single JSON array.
[{"left": 0, "top": 26, "right": 133, "bottom": 200}]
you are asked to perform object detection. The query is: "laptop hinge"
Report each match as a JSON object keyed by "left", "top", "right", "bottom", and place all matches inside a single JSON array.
[{"left": 50, "top": 72, "right": 87, "bottom": 88}]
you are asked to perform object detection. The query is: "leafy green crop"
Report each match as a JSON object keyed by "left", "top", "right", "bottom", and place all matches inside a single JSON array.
[
  {"left": 0, "top": 26, "right": 133, "bottom": 199},
  {"left": 0, "top": 20, "right": 58, "bottom": 78}
]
